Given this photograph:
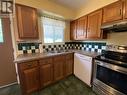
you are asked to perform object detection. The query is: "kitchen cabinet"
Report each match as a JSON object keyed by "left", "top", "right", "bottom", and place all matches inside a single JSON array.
[
  {"left": 87, "top": 9, "right": 103, "bottom": 39},
  {"left": 70, "top": 20, "right": 77, "bottom": 40},
  {"left": 53, "top": 55, "right": 65, "bottom": 81},
  {"left": 17, "top": 53, "right": 74, "bottom": 95},
  {"left": 65, "top": 53, "right": 74, "bottom": 76},
  {"left": 76, "top": 16, "right": 87, "bottom": 40},
  {"left": 124, "top": 0, "right": 127, "bottom": 19},
  {"left": 16, "top": 4, "right": 38, "bottom": 39},
  {"left": 39, "top": 58, "right": 53, "bottom": 88},
  {"left": 18, "top": 61, "right": 39, "bottom": 95},
  {"left": 103, "top": 1, "right": 123, "bottom": 23}
]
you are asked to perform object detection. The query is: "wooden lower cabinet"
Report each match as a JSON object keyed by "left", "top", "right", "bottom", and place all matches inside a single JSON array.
[
  {"left": 18, "top": 53, "right": 74, "bottom": 95},
  {"left": 53, "top": 55, "right": 65, "bottom": 81},
  {"left": 18, "top": 61, "right": 39, "bottom": 95},
  {"left": 65, "top": 53, "right": 74, "bottom": 76},
  {"left": 23, "top": 67, "right": 39, "bottom": 94},
  {"left": 39, "top": 58, "right": 53, "bottom": 88}
]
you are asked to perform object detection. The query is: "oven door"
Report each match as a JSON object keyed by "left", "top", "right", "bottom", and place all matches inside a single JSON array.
[{"left": 93, "top": 60, "right": 127, "bottom": 95}]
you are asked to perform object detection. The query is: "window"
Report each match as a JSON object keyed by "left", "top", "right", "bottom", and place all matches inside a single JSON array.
[
  {"left": 42, "top": 17, "right": 65, "bottom": 43},
  {"left": 0, "top": 19, "right": 3, "bottom": 43}
]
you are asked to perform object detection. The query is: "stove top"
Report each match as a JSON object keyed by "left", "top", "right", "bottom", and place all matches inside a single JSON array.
[{"left": 95, "top": 50, "right": 127, "bottom": 68}]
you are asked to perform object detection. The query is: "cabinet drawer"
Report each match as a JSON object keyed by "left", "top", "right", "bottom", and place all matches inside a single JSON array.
[
  {"left": 66, "top": 53, "right": 73, "bottom": 60},
  {"left": 39, "top": 58, "right": 53, "bottom": 65},
  {"left": 19, "top": 61, "right": 38, "bottom": 70},
  {"left": 54, "top": 55, "right": 65, "bottom": 61}
]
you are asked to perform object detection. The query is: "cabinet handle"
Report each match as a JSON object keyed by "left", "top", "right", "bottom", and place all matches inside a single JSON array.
[
  {"left": 27, "top": 64, "right": 32, "bottom": 67},
  {"left": 116, "top": 69, "right": 127, "bottom": 74},
  {"left": 87, "top": 27, "right": 90, "bottom": 32},
  {"left": 120, "top": 9, "right": 122, "bottom": 16}
]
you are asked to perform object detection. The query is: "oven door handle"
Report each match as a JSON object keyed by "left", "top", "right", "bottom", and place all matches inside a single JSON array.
[
  {"left": 116, "top": 69, "right": 127, "bottom": 75},
  {"left": 96, "top": 62, "right": 109, "bottom": 68}
]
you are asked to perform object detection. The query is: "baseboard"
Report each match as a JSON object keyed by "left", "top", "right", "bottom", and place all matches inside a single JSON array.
[{"left": 0, "top": 82, "right": 18, "bottom": 89}]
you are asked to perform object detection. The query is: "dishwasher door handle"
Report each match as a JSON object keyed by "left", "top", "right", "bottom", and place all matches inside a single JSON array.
[{"left": 78, "top": 56, "right": 92, "bottom": 62}]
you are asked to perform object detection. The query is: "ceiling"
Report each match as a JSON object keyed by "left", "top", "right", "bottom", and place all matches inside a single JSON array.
[{"left": 50, "top": 0, "right": 88, "bottom": 10}]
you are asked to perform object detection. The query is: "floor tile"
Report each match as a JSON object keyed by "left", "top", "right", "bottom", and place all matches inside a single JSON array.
[{"left": 0, "top": 75, "right": 97, "bottom": 95}]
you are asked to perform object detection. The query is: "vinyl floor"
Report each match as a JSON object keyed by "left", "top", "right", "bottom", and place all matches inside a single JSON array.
[{"left": 0, "top": 75, "right": 97, "bottom": 95}]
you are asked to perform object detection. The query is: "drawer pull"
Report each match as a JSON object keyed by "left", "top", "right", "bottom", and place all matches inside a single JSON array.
[{"left": 27, "top": 64, "right": 32, "bottom": 67}]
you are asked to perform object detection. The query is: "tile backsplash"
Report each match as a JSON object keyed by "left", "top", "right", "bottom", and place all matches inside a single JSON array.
[
  {"left": 42, "top": 42, "right": 106, "bottom": 53},
  {"left": 17, "top": 43, "right": 40, "bottom": 54},
  {"left": 17, "top": 42, "right": 106, "bottom": 55},
  {"left": 72, "top": 42, "right": 106, "bottom": 53}
]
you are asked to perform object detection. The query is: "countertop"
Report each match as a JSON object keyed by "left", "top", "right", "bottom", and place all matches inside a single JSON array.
[{"left": 14, "top": 50, "right": 100, "bottom": 63}]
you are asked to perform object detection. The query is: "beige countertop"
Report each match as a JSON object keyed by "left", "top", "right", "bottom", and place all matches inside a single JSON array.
[
  {"left": 14, "top": 50, "right": 100, "bottom": 63},
  {"left": 74, "top": 50, "right": 101, "bottom": 58}
]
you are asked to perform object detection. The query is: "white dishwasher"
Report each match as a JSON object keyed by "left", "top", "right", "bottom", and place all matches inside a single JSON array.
[{"left": 74, "top": 53, "right": 93, "bottom": 87}]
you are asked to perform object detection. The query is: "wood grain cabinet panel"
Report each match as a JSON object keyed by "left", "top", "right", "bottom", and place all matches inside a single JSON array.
[
  {"left": 76, "top": 16, "right": 87, "bottom": 40},
  {"left": 124, "top": 0, "right": 127, "bottom": 19},
  {"left": 18, "top": 53, "right": 74, "bottom": 95},
  {"left": 87, "top": 9, "right": 103, "bottom": 39},
  {"left": 18, "top": 61, "right": 39, "bottom": 95},
  {"left": 39, "top": 58, "right": 53, "bottom": 88},
  {"left": 103, "top": 1, "right": 123, "bottom": 23},
  {"left": 53, "top": 55, "right": 65, "bottom": 81},
  {"left": 70, "top": 20, "right": 77, "bottom": 40},
  {"left": 65, "top": 53, "right": 74, "bottom": 76},
  {"left": 16, "top": 4, "right": 38, "bottom": 39},
  {"left": 23, "top": 67, "right": 39, "bottom": 94}
]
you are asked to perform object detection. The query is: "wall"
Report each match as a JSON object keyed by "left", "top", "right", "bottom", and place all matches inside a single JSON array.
[
  {"left": 75, "top": 0, "right": 127, "bottom": 45},
  {"left": 107, "top": 32, "right": 127, "bottom": 45},
  {"left": 16, "top": 0, "right": 75, "bottom": 20},
  {"left": 76, "top": 0, "right": 118, "bottom": 19}
]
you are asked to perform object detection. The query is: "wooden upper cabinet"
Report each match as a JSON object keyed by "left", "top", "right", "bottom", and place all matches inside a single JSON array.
[
  {"left": 76, "top": 16, "right": 87, "bottom": 40},
  {"left": 70, "top": 20, "right": 77, "bottom": 40},
  {"left": 87, "top": 9, "right": 103, "bottom": 39},
  {"left": 124, "top": 0, "right": 127, "bottom": 19},
  {"left": 103, "top": 1, "right": 123, "bottom": 23},
  {"left": 16, "top": 4, "right": 38, "bottom": 39}
]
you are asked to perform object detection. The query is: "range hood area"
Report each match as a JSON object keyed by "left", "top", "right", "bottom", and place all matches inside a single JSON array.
[{"left": 101, "top": 21, "right": 127, "bottom": 32}]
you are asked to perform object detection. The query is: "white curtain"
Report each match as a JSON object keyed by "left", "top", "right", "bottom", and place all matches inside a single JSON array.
[{"left": 42, "top": 17, "right": 65, "bottom": 43}]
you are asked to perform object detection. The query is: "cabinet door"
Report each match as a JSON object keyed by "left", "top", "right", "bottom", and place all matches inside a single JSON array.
[
  {"left": 23, "top": 67, "right": 39, "bottom": 94},
  {"left": 65, "top": 53, "right": 74, "bottom": 76},
  {"left": 76, "top": 16, "right": 87, "bottom": 40},
  {"left": 39, "top": 58, "right": 53, "bottom": 88},
  {"left": 87, "top": 9, "right": 102, "bottom": 39},
  {"left": 18, "top": 61, "right": 39, "bottom": 95},
  {"left": 16, "top": 5, "right": 38, "bottom": 39},
  {"left": 103, "top": 1, "right": 123, "bottom": 23},
  {"left": 70, "top": 20, "right": 77, "bottom": 40},
  {"left": 54, "top": 55, "right": 65, "bottom": 81},
  {"left": 124, "top": 0, "right": 127, "bottom": 19}
]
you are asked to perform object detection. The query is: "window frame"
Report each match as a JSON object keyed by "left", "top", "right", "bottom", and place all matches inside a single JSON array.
[{"left": 0, "top": 18, "right": 4, "bottom": 43}]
